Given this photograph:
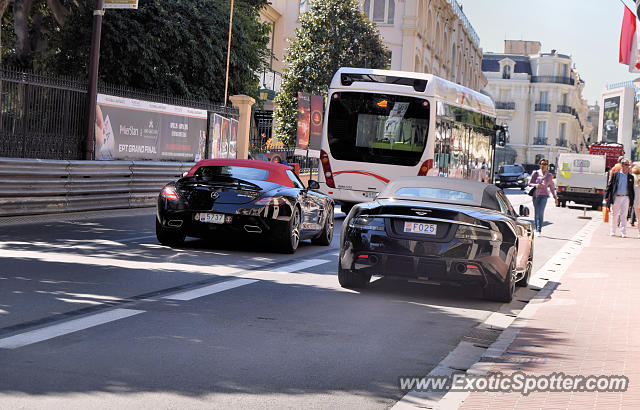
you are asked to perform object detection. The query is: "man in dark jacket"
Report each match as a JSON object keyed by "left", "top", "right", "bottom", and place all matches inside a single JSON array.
[{"left": 605, "top": 158, "right": 635, "bottom": 237}]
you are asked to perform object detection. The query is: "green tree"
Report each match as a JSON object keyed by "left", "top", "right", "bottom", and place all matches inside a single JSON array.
[
  {"left": 273, "top": 0, "right": 389, "bottom": 146},
  {"left": 2, "top": 0, "right": 271, "bottom": 103}
]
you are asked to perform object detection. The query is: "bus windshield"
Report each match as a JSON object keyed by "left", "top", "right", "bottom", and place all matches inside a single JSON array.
[{"left": 327, "top": 92, "right": 430, "bottom": 166}]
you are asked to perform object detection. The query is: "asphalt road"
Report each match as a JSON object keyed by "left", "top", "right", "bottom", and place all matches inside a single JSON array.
[{"left": 0, "top": 189, "right": 597, "bottom": 409}]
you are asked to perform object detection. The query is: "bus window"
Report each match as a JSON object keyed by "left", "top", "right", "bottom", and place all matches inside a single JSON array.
[{"left": 327, "top": 92, "right": 430, "bottom": 166}]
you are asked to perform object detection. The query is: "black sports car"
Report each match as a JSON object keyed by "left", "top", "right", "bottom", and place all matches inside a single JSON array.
[
  {"left": 495, "top": 164, "right": 528, "bottom": 190},
  {"left": 338, "top": 176, "right": 534, "bottom": 302},
  {"left": 156, "top": 159, "right": 335, "bottom": 253}
]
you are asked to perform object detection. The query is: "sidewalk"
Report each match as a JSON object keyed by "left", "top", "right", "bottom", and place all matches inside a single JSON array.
[{"left": 457, "top": 219, "right": 640, "bottom": 409}]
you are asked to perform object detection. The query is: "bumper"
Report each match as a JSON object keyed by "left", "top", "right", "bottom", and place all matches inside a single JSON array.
[
  {"left": 339, "top": 232, "right": 513, "bottom": 288},
  {"left": 557, "top": 192, "right": 603, "bottom": 205},
  {"left": 495, "top": 181, "right": 526, "bottom": 189}
]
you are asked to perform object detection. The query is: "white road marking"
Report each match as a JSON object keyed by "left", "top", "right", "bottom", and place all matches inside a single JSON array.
[
  {"left": 164, "top": 278, "right": 258, "bottom": 301},
  {"left": 0, "top": 308, "right": 144, "bottom": 350},
  {"left": 271, "top": 259, "right": 330, "bottom": 273},
  {"left": 118, "top": 235, "right": 156, "bottom": 243}
]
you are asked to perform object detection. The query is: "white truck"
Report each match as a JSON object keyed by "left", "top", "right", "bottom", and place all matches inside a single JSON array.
[{"left": 555, "top": 153, "right": 607, "bottom": 210}]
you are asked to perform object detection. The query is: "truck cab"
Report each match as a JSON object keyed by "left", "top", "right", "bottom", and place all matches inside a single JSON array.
[{"left": 556, "top": 153, "right": 607, "bottom": 209}]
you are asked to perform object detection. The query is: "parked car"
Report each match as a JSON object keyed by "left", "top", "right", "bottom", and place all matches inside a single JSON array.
[
  {"left": 156, "top": 159, "right": 334, "bottom": 253},
  {"left": 495, "top": 164, "right": 528, "bottom": 190},
  {"left": 338, "top": 176, "right": 534, "bottom": 302}
]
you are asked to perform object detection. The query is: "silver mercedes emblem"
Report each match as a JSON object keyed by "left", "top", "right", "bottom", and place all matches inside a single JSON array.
[{"left": 211, "top": 192, "right": 219, "bottom": 199}]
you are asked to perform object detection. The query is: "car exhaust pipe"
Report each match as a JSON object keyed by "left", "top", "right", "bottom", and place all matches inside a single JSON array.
[
  {"left": 368, "top": 255, "right": 379, "bottom": 265},
  {"left": 168, "top": 220, "right": 183, "bottom": 227},
  {"left": 455, "top": 263, "right": 467, "bottom": 274},
  {"left": 244, "top": 225, "right": 262, "bottom": 234}
]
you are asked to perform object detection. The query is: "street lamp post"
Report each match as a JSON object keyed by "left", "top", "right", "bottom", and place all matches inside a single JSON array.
[
  {"left": 85, "top": 0, "right": 105, "bottom": 160},
  {"left": 224, "top": 0, "right": 235, "bottom": 106}
]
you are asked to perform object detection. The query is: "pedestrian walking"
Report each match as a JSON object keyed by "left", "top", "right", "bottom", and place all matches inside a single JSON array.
[
  {"left": 528, "top": 159, "right": 559, "bottom": 233},
  {"left": 631, "top": 164, "right": 640, "bottom": 237},
  {"left": 604, "top": 158, "right": 635, "bottom": 238}
]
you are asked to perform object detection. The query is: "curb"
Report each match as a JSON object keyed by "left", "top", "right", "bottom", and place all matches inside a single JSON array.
[{"left": 392, "top": 216, "right": 602, "bottom": 410}]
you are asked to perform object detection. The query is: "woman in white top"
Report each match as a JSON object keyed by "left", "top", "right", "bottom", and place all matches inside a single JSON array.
[{"left": 632, "top": 165, "right": 640, "bottom": 237}]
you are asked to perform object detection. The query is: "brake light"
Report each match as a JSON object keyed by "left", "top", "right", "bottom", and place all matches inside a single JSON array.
[
  {"left": 320, "top": 149, "right": 335, "bottom": 188},
  {"left": 254, "top": 196, "right": 286, "bottom": 206},
  {"left": 557, "top": 186, "right": 566, "bottom": 192},
  {"left": 161, "top": 186, "right": 179, "bottom": 201},
  {"left": 418, "top": 159, "right": 433, "bottom": 176},
  {"left": 596, "top": 189, "right": 604, "bottom": 195}
]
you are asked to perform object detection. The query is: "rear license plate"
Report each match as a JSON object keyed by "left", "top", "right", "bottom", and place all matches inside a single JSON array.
[
  {"left": 568, "top": 187, "right": 594, "bottom": 193},
  {"left": 195, "top": 213, "right": 226, "bottom": 224},
  {"left": 363, "top": 191, "right": 377, "bottom": 198},
  {"left": 404, "top": 222, "right": 437, "bottom": 235}
]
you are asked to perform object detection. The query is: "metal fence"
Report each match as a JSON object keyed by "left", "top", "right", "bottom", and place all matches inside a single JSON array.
[{"left": 0, "top": 66, "right": 238, "bottom": 161}]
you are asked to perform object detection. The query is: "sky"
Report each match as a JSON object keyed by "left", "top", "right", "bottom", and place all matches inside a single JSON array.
[{"left": 459, "top": 0, "right": 640, "bottom": 106}]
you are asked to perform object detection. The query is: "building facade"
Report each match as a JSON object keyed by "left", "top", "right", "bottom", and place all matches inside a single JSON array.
[
  {"left": 258, "top": 0, "right": 487, "bottom": 106},
  {"left": 482, "top": 41, "right": 591, "bottom": 168}
]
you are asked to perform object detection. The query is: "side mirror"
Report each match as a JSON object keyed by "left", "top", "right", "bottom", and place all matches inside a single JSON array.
[
  {"left": 308, "top": 179, "right": 320, "bottom": 190},
  {"left": 519, "top": 204, "right": 530, "bottom": 217}
]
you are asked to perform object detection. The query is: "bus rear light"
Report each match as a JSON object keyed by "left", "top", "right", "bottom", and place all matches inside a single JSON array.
[
  {"left": 418, "top": 159, "right": 433, "bottom": 176},
  {"left": 320, "top": 149, "right": 336, "bottom": 188}
]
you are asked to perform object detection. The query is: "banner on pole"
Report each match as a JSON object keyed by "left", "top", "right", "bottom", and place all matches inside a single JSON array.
[
  {"left": 297, "top": 92, "right": 310, "bottom": 150},
  {"left": 309, "top": 95, "right": 323, "bottom": 152}
]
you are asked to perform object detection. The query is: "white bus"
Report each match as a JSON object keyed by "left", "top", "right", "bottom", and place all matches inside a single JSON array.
[{"left": 318, "top": 67, "right": 498, "bottom": 213}]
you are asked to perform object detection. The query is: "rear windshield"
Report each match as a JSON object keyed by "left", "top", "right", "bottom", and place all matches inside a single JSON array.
[
  {"left": 193, "top": 166, "right": 269, "bottom": 181},
  {"left": 393, "top": 187, "right": 474, "bottom": 203},
  {"left": 498, "top": 165, "right": 523, "bottom": 174},
  {"left": 327, "top": 91, "right": 430, "bottom": 166}
]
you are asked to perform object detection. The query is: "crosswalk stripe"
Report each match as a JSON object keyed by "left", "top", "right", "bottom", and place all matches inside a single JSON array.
[{"left": 0, "top": 308, "right": 144, "bottom": 350}]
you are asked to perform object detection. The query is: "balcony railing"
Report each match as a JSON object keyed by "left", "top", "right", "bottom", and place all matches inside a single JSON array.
[
  {"left": 556, "top": 105, "right": 575, "bottom": 115},
  {"left": 556, "top": 138, "right": 567, "bottom": 147},
  {"left": 533, "top": 138, "right": 548, "bottom": 145},
  {"left": 535, "top": 103, "right": 551, "bottom": 111},
  {"left": 495, "top": 101, "right": 515, "bottom": 110},
  {"left": 531, "top": 76, "right": 575, "bottom": 85}
]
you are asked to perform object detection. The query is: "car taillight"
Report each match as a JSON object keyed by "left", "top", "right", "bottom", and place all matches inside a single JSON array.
[
  {"left": 418, "top": 159, "right": 433, "bottom": 176},
  {"left": 557, "top": 186, "right": 566, "bottom": 192},
  {"left": 455, "top": 225, "right": 501, "bottom": 241},
  {"left": 254, "top": 196, "right": 286, "bottom": 206},
  {"left": 320, "top": 149, "right": 335, "bottom": 188},
  {"left": 596, "top": 189, "right": 604, "bottom": 195},
  {"left": 161, "top": 186, "right": 179, "bottom": 201}
]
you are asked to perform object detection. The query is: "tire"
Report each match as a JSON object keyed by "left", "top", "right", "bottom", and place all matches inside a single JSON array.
[
  {"left": 592, "top": 203, "right": 601, "bottom": 211},
  {"left": 341, "top": 203, "right": 354, "bottom": 215},
  {"left": 516, "top": 260, "right": 532, "bottom": 287},
  {"left": 561, "top": 201, "right": 567, "bottom": 208},
  {"left": 278, "top": 205, "right": 301, "bottom": 254},
  {"left": 312, "top": 207, "right": 334, "bottom": 246},
  {"left": 155, "top": 219, "right": 185, "bottom": 246},
  {"left": 483, "top": 261, "right": 515, "bottom": 302},
  {"left": 338, "top": 265, "right": 371, "bottom": 288}
]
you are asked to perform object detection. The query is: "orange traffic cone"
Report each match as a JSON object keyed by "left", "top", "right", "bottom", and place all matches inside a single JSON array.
[{"left": 603, "top": 206, "right": 609, "bottom": 223}]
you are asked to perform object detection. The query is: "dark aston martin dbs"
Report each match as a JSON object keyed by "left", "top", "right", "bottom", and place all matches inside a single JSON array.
[
  {"left": 338, "top": 176, "right": 534, "bottom": 302},
  {"left": 156, "top": 159, "right": 334, "bottom": 253}
]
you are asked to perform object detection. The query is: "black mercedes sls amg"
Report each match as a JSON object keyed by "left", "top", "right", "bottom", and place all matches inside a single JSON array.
[
  {"left": 338, "top": 176, "right": 534, "bottom": 302},
  {"left": 156, "top": 159, "right": 335, "bottom": 253}
]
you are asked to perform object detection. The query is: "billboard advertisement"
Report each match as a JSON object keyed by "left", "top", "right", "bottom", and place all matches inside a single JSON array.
[
  {"left": 95, "top": 94, "right": 207, "bottom": 161},
  {"left": 602, "top": 96, "right": 620, "bottom": 143},
  {"left": 209, "top": 114, "right": 236, "bottom": 159},
  {"left": 297, "top": 92, "right": 310, "bottom": 150}
]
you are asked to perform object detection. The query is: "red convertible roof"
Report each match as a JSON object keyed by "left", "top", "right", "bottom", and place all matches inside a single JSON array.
[{"left": 185, "top": 158, "right": 293, "bottom": 187}]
